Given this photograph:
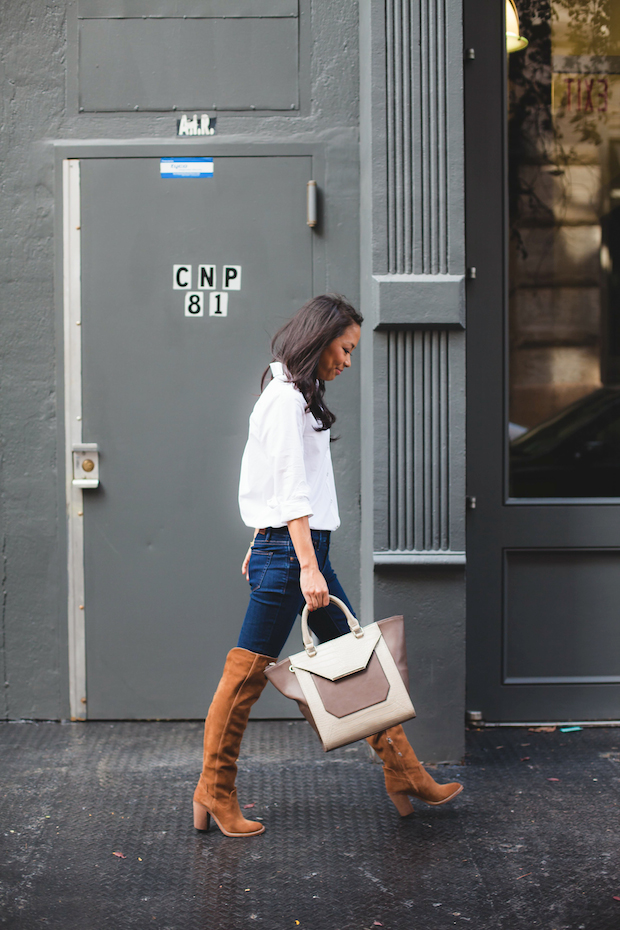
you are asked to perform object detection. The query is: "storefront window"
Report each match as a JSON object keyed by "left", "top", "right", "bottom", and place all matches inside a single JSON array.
[{"left": 508, "top": 0, "right": 620, "bottom": 497}]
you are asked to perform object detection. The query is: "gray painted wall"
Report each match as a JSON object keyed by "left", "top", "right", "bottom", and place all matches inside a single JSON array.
[
  {"left": 2, "top": 0, "right": 467, "bottom": 760},
  {"left": 360, "top": 0, "right": 466, "bottom": 762},
  {"left": 0, "top": 0, "right": 360, "bottom": 720},
  {"left": 374, "top": 567, "right": 465, "bottom": 762}
]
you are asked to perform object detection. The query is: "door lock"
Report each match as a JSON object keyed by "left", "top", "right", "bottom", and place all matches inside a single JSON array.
[{"left": 72, "top": 444, "right": 99, "bottom": 488}]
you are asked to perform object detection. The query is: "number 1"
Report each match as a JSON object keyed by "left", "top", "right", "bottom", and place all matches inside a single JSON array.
[{"left": 209, "top": 292, "right": 228, "bottom": 317}]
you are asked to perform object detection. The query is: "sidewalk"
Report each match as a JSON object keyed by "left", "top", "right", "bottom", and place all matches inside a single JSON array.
[{"left": 1, "top": 720, "right": 619, "bottom": 929}]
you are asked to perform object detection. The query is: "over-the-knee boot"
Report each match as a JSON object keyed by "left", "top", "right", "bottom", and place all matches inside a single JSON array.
[
  {"left": 193, "top": 647, "right": 274, "bottom": 837},
  {"left": 367, "top": 726, "right": 463, "bottom": 816}
]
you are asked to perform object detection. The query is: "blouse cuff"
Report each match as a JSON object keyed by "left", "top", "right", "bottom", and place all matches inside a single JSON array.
[{"left": 279, "top": 502, "right": 314, "bottom": 524}]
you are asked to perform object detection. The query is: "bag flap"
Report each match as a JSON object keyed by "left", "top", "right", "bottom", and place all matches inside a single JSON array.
[{"left": 289, "top": 623, "right": 382, "bottom": 681}]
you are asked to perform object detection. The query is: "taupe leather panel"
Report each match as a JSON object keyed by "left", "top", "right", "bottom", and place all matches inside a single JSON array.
[
  {"left": 264, "top": 661, "right": 320, "bottom": 737},
  {"left": 311, "top": 652, "right": 390, "bottom": 718},
  {"left": 264, "top": 661, "right": 304, "bottom": 701},
  {"left": 377, "top": 616, "right": 409, "bottom": 693}
]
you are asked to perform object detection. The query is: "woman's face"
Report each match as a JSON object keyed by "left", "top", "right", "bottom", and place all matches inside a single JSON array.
[{"left": 316, "top": 323, "right": 361, "bottom": 381}]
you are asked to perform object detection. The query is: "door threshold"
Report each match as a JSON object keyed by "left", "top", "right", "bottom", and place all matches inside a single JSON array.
[{"left": 470, "top": 720, "right": 620, "bottom": 728}]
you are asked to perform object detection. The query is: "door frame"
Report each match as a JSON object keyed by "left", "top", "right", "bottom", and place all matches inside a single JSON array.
[
  {"left": 464, "top": 0, "right": 510, "bottom": 720},
  {"left": 55, "top": 141, "right": 326, "bottom": 719},
  {"left": 463, "top": 2, "right": 620, "bottom": 722}
]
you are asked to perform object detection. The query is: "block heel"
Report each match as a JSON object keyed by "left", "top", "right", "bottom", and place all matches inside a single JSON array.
[
  {"left": 387, "top": 791, "right": 415, "bottom": 817},
  {"left": 193, "top": 801, "right": 211, "bottom": 832}
]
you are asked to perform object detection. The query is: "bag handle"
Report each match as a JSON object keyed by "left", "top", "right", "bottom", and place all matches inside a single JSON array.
[{"left": 300, "top": 595, "right": 363, "bottom": 657}]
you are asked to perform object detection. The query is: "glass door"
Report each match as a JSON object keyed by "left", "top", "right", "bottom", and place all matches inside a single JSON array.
[
  {"left": 509, "top": 0, "right": 620, "bottom": 498},
  {"left": 465, "top": 0, "right": 620, "bottom": 722}
]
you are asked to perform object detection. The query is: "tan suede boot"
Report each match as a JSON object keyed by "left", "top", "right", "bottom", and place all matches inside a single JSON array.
[
  {"left": 193, "top": 647, "right": 274, "bottom": 837},
  {"left": 367, "top": 725, "right": 463, "bottom": 816}
]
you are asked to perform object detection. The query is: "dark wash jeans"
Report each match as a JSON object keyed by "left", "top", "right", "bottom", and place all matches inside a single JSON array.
[{"left": 237, "top": 527, "right": 357, "bottom": 659}]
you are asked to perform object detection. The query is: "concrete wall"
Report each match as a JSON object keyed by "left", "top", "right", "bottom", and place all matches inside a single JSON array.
[{"left": 0, "top": 0, "right": 360, "bottom": 719}]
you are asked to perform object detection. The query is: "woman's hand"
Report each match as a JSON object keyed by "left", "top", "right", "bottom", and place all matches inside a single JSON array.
[
  {"left": 300, "top": 565, "right": 329, "bottom": 612},
  {"left": 241, "top": 529, "right": 260, "bottom": 578},
  {"left": 241, "top": 546, "right": 252, "bottom": 578},
  {"left": 287, "top": 515, "right": 330, "bottom": 611}
]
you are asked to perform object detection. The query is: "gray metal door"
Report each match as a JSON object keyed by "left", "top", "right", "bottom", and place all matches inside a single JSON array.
[
  {"left": 77, "top": 155, "right": 313, "bottom": 718},
  {"left": 465, "top": 0, "right": 620, "bottom": 721}
]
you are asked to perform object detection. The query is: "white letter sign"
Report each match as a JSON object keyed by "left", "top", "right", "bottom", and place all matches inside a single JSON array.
[
  {"left": 198, "top": 265, "right": 216, "bottom": 290},
  {"left": 209, "top": 292, "right": 228, "bottom": 317},
  {"left": 173, "top": 264, "right": 191, "bottom": 289},
  {"left": 222, "top": 265, "right": 242, "bottom": 291},
  {"left": 184, "top": 292, "right": 204, "bottom": 316}
]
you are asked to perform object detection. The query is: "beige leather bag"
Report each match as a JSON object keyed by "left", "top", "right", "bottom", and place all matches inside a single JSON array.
[{"left": 264, "top": 595, "right": 416, "bottom": 751}]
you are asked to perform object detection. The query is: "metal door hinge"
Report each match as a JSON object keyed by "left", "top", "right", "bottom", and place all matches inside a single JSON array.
[
  {"left": 465, "top": 48, "right": 476, "bottom": 60},
  {"left": 466, "top": 495, "right": 477, "bottom": 509},
  {"left": 467, "top": 266, "right": 477, "bottom": 279}
]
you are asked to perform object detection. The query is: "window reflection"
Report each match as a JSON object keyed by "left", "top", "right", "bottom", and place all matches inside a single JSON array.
[{"left": 508, "top": 0, "right": 620, "bottom": 497}]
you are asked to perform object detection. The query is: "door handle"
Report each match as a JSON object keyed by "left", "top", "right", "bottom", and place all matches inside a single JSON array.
[
  {"left": 307, "top": 180, "right": 317, "bottom": 228},
  {"left": 72, "top": 443, "right": 99, "bottom": 488}
]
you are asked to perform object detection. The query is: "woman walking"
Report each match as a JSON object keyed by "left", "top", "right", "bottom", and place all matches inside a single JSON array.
[{"left": 193, "top": 294, "right": 463, "bottom": 837}]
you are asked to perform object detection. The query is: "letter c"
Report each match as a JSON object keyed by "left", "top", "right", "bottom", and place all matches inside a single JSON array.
[{"left": 176, "top": 266, "right": 190, "bottom": 288}]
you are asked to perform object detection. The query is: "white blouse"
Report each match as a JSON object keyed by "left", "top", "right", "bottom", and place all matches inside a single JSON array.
[{"left": 238, "top": 362, "right": 340, "bottom": 531}]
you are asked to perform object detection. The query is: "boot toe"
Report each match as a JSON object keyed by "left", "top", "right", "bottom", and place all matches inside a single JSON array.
[{"left": 424, "top": 781, "right": 463, "bottom": 805}]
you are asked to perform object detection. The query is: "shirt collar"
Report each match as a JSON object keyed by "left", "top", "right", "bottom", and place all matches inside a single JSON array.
[{"left": 270, "top": 361, "right": 319, "bottom": 390}]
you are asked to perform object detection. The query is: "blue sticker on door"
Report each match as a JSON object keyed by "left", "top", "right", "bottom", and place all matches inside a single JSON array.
[{"left": 160, "top": 158, "right": 214, "bottom": 179}]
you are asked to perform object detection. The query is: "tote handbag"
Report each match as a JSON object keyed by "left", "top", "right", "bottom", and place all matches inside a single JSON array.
[{"left": 264, "top": 595, "right": 416, "bottom": 752}]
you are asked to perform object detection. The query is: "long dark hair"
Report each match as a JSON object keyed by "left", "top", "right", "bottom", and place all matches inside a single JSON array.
[{"left": 261, "top": 294, "right": 363, "bottom": 431}]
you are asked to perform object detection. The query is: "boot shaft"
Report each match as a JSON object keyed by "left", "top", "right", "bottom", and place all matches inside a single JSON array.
[{"left": 201, "top": 647, "right": 274, "bottom": 798}]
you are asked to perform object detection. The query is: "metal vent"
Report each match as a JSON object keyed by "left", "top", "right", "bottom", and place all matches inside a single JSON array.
[
  {"left": 387, "top": 330, "right": 450, "bottom": 552},
  {"left": 386, "top": 0, "right": 449, "bottom": 275}
]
